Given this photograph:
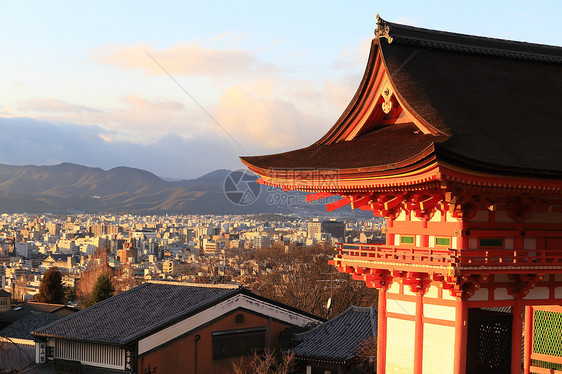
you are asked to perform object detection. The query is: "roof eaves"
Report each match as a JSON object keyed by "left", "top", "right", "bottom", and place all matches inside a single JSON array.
[{"left": 376, "top": 15, "right": 562, "bottom": 63}]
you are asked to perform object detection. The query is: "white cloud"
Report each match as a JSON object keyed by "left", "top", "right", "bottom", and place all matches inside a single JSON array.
[{"left": 92, "top": 42, "right": 279, "bottom": 77}]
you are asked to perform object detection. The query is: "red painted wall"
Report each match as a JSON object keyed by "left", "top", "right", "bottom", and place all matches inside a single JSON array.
[{"left": 138, "top": 309, "right": 294, "bottom": 374}]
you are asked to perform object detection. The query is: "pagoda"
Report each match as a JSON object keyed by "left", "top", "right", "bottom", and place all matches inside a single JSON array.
[{"left": 241, "top": 16, "right": 562, "bottom": 374}]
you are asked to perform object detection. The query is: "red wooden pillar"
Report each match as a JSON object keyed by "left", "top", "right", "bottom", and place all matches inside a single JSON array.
[
  {"left": 386, "top": 218, "right": 394, "bottom": 246},
  {"left": 377, "top": 288, "right": 387, "bottom": 374},
  {"left": 523, "top": 305, "right": 533, "bottom": 374},
  {"left": 414, "top": 292, "right": 424, "bottom": 374},
  {"left": 454, "top": 300, "right": 468, "bottom": 374},
  {"left": 512, "top": 302, "right": 524, "bottom": 374}
]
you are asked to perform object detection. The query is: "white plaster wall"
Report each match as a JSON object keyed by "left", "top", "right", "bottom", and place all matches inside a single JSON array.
[
  {"left": 446, "top": 211, "right": 461, "bottom": 222},
  {"left": 386, "top": 318, "right": 415, "bottom": 373},
  {"left": 495, "top": 211, "right": 514, "bottom": 223},
  {"left": 471, "top": 210, "right": 489, "bottom": 222},
  {"left": 425, "top": 286, "right": 439, "bottom": 298},
  {"left": 388, "top": 282, "right": 400, "bottom": 294},
  {"left": 494, "top": 288, "right": 513, "bottom": 300},
  {"left": 404, "top": 287, "right": 416, "bottom": 296},
  {"left": 524, "top": 287, "right": 550, "bottom": 300},
  {"left": 469, "top": 288, "right": 489, "bottom": 301},
  {"left": 527, "top": 212, "right": 562, "bottom": 223},
  {"left": 387, "top": 299, "right": 416, "bottom": 316},
  {"left": 422, "top": 324, "right": 455, "bottom": 374},
  {"left": 424, "top": 304, "right": 456, "bottom": 321},
  {"left": 443, "top": 289, "right": 457, "bottom": 301},
  {"left": 430, "top": 210, "right": 442, "bottom": 222},
  {"left": 395, "top": 210, "right": 405, "bottom": 221}
]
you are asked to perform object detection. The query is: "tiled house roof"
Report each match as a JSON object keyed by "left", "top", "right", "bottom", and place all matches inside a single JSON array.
[
  {"left": 32, "top": 282, "right": 241, "bottom": 345},
  {"left": 0, "top": 312, "right": 64, "bottom": 340},
  {"left": 293, "top": 306, "right": 377, "bottom": 364}
]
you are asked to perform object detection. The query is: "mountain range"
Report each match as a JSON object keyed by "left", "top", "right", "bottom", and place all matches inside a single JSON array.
[{"left": 0, "top": 163, "right": 361, "bottom": 216}]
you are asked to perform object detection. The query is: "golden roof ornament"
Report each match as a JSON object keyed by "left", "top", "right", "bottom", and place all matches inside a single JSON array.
[{"left": 375, "top": 14, "right": 393, "bottom": 44}]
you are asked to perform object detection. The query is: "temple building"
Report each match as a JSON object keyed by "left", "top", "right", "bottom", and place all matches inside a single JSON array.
[{"left": 242, "top": 16, "right": 562, "bottom": 374}]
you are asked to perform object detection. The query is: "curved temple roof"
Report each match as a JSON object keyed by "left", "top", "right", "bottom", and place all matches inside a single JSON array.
[{"left": 241, "top": 17, "right": 562, "bottom": 188}]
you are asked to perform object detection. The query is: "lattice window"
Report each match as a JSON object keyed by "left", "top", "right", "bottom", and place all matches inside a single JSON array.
[{"left": 532, "top": 310, "right": 562, "bottom": 371}]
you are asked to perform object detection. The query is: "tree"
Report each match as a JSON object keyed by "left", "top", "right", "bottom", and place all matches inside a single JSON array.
[
  {"left": 77, "top": 248, "right": 137, "bottom": 308},
  {"left": 36, "top": 267, "right": 65, "bottom": 304},
  {"left": 247, "top": 244, "right": 378, "bottom": 318},
  {"left": 89, "top": 272, "right": 115, "bottom": 306},
  {"left": 232, "top": 349, "right": 295, "bottom": 374}
]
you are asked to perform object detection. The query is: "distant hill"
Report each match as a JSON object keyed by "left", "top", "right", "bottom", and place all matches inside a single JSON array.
[{"left": 0, "top": 163, "right": 369, "bottom": 216}]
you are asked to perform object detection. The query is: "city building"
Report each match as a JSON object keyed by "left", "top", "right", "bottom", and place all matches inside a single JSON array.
[
  {"left": 308, "top": 219, "right": 346, "bottom": 242},
  {"left": 242, "top": 16, "right": 562, "bottom": 374}
]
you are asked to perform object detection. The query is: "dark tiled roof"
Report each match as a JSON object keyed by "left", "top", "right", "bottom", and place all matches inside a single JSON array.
[
  {"left": 242, "top": 123, "right": 441, "bottom": 171},
  {"left": 0, "top": 302, "right": 74, "bottom": 324},
  {"left": 381, "top": 38, "right": 562, "bottom": 174},
  {"left": 0, "top": 289, "right": 11, "bottom": 297},
  {"left": 33, "top": 282, "right": 241, "bottom": 345},
  {"left": 242, "top": 18, "right": 562, "bottom": 177},
  {"left": 0, "top": 340, "right": 35, "bottom": 371},
  {"left": 0, "top": 312, "right": 63, "bottom": 340},
  {"left": 380, "top": 18, "right": 562, "bottom": 63},
  {"left": 293, "top": 306, "right": 377, "bottom": 363}
]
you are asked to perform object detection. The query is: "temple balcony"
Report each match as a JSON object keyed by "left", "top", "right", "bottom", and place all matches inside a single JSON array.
[{"left": 332, "top": 243, "right": 562, "bottom": 277}]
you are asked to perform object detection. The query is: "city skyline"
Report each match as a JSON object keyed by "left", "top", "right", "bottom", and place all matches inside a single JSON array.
[{"left": 1, "top": 1, "right": 560, "bottom": 179}]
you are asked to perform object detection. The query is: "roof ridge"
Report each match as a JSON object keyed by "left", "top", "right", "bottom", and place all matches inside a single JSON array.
[
  {"left": 375, "top": 15, "right": 562, "bottom": 63},
  {"left": 295, "top": 305, "right": 365, "bottom": 338},
  {"left": 146, "top": 280, "right": 240, "bottom": 289}
]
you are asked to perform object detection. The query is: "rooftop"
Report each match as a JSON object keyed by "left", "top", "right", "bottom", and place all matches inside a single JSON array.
[
  {"left": 293, "top": 305, "right": 377, "bottom": 363},
  {"left": 242, "top": 16, "right": 562, "bottom": 187}
]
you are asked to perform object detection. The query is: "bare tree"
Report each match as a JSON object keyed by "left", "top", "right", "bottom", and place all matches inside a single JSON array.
[
  {"left": 232, "top": 349, "right": 295, "bottom": 374},
  {"left": 354, "top": 336, "right": 377, "bottom": 374},
  {"left": 0, "top": 336, "right": 34, "bottom": 373},
  {"left": 248, "top": 244, "right": 377, "bottom": 318}
]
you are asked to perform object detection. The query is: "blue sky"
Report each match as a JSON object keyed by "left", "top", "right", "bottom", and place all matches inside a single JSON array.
[{"left": 1, "top": 1, "right": 560, "bottom": 179}]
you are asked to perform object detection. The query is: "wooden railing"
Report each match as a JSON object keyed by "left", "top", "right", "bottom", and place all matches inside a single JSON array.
[{"left": 334, "top": 243, "right": 562, "bottom": 271}]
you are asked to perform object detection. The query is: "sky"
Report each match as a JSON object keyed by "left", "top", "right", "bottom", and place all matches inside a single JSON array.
[{"left": 1, "top": 1, "right": 560, "bottom": 179}]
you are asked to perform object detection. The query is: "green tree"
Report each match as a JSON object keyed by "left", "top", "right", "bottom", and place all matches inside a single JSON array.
[
  {"left": 36, "top": 267, "right": 65, "bottom": 304},
  {"left": 90, "top": 272, "right": 115, "bottom": 305}
]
